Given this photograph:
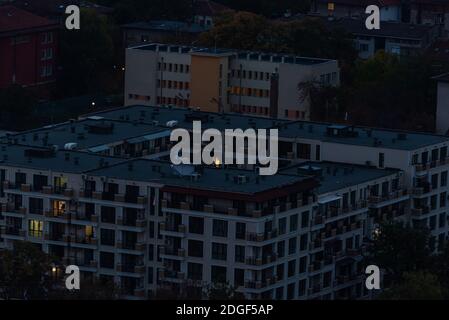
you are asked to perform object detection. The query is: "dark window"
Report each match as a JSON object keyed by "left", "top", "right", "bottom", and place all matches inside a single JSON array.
[
  {"left": 15, "top": 172, "right": 26, "bottom": 188},
  {"left": 188, "top": 240, "right": 203, "bottom": 258},
  {"left": 287, "top": 283, "right": 295, "bottom": 300},
  {"left": 298, "top": 279, "right": 306, "bottom": 296},
  {"left": 234, "top": 269, "right": 244, "bottom": 287},
  {"left": 299, "top": 256, "right": 307, "bottom": 273},
  {"left": 100, "top": 252, "right": 114, "bottom": 269},
  {"left": 29, "top": 198, "right": 43, "bottom": 215},
  {"left": 301, "top": 211, "right": 309, "bottom": 228},
  {"left": 235, "top": 245, "right": 245, "bottom": 263},
  {"left": 378, "top": 153, "right": 385, "bottom": 168},
  {"left": 33, "top": 174, "right": 47, "bottom": 191},
  {"left": 300, "top": 234, "right": 308, "bottom": 251},
  {"left": 101, "top": 206, "right": 115, "bottom": 223},
  {"left": 212, "top": 243, "right": 227, "bottom": 260},
  {"left": 100, "top": 229, "right": 115, "bottom": 246},
  {"left": 297, "top": 143, "right": 311, "bottom": 159},
  {"left": 289, "top": 214, "right": 298, "bottom": 232},
  {"left": 441, "top": 171, "right": 448, "bottom": 187},
  {"left": 288, "top": 237, "right": 297, "bottom": 255},
  {"left": 288, "top": 260, "right": 296, "bottom": 277},
  {"left": 277, "top": 241, "right": 285, "bottom": 258},
  {"left": 211, "top": 266, "right": 227, "bottom": 283},
  {"left": 188, "top": 263, "right": 203, "bottom": 280},
  {"left": 189, "top": 216, "right": 204, "bottom": 234},
  {"left": 235, "top": 222, "right": 246, "bottom": 239},
  {"left": 278, "top": 217, "right": 286, "bottom": 235},
  {"left": 213, "top": 219, "right": 228, "bottom": 237}
]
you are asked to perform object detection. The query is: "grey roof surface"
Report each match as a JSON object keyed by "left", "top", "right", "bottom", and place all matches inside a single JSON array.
[
  {"left": 277, "top": 121, "right": 449, "bottom": 150},
  {"left": 83, "top": 105, "right": 288, "bottom": 131},
  {"left": 88, "top": 159, "right": 311, "bottom": 194},
  {"left": 2, "top": 117, "right": 169, "bottom": 150},
  {"left": 281, "top": 161, "right": 400, "bottom": 194},
  {"left": 122, "top": 20, "right": 207, "bottom": 34},
  {"left": 0, "top": 144, "right": 124, "bottom": 173},
  {"left": 133, "top": 43, "right": 335, "bottom": 65}
]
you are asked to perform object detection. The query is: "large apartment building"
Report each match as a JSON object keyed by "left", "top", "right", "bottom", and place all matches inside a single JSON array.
[
  {"left": 90, "top": 105, "right": 449, "bottom": 246},
  {"left": 1, "top": 104, "right": 449, "bottom": 300},
  {"left": 124, "top": 43, "right": 340, "bottom": 120}
]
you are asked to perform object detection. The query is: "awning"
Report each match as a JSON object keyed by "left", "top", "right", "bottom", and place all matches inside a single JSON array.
[
  {"left": 127, "top": 130, "right": 171, "bottom": 144},
  {"left": 318, "top": 194, "right": 342, "bottom": 204}
]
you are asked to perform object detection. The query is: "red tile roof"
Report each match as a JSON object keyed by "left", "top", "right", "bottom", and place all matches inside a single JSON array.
[{"left": 0, "top": 5, "right": 57, "bottom": 34}]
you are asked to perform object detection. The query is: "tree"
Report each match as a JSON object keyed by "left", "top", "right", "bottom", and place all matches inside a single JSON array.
[
  {"left": 199, "top": 13, "right": 357, "bottom": 67},
  {"left": 0, "top": 242, "right": 53, "bottom": 300},
  {"left": 215, "top": 0, "right": 311, "bottom": 17},
  {"left": 298, "top": 81, "right": 342, "bottom": 122},
  {"left": 0, "top": 85, "right": 37, "bottom": 131},
  {"left": 91, "top": 0, "right": 193, "bottom": 24},
  {"left": 378, "top": 271, "right": 444, "bottom": 300},
  {"left": 58, "top": 9, "right": 116, "bottom": 97},
  {"left": 199, "top": 11, "right": 273, "bottom": 51},
  {"left": 48, "top": 278, "right": 119, "bottom": 300},
  {"left": 368, "top": 222, "right": 431, "bottom": 284},
  {"left": 343, "top": 51, "right": 438, "bottom": 131},
  {"left": 206, "top": 282, "right": 245, "bottom": 300}
]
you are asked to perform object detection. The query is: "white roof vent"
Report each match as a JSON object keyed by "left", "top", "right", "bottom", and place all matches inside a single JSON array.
[{"left": 64, "top": 143, "right": 78, "bottom": 150}]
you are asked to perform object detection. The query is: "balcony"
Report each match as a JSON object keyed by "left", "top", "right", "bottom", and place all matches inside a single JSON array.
[
  {"left": 415, "top": 157, "right": 449, "bottom": 172},
  {"left": 368, "top": 189, "right": 408, "bottom": 206},
  {"left": 44, "top": 210, "right": 70, "bottom": 220},
  {"left": 1, "top": 204, "right": 26, "bottom": 215},
  {"left": 160, "top": 222, "right": 186, "bottom": 235},
  {"left": 245, "top": 230, "right": 278, "bottom": 242},
  {"left": 308, "top": 283, "right": 323, "bottom": 295},
  {"left": 411, "top": 184, "right": 431, "bottom": 197},
  {"left": 72, "top": 236, "right": 98, "bottom": 246},
  {"left": 3, "top": 227, "right": 25, "bottom": 237},
  {"left": 411, "top": 206, "right": 430, "bottom": 216},
  {"left": 160, "top": 246, "right": 185, "bottom": 258}
]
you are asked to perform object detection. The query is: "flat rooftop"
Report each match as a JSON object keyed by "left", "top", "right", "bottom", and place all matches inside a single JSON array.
[
  {"left": 132, "top": 43, "right": 335, "bottom": 65},
  {"left": 88, "top": 159, "right": 315, "bottom": 196},
  {"left": 0, "top": 144, "right": 124, "bottom": 174},
  {"left": 82, "top": 104, "right": 288, "bottom": 131},
  {"left": 2, "top": 117, "right": 170, "bottom": 151},
  {"left": 122, "top": 20, "right": 206, "bottom": 34},
  {"left": 277, "top": 121, "right": 449, "bottom": 150},
  {"left": 87, "top": 105, "right": 449, "bottom": 150},
  {"left": 281, "top": 161, "right": 400, "bottom": 194}
]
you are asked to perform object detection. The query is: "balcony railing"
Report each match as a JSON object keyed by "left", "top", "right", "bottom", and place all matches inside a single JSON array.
[{"left": 415, "top": 157, "right": 449, "bottom": 171}]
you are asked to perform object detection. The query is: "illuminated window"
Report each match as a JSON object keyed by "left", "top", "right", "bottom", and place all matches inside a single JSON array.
[
  {"left": 29, "top": 220, "right": 43, "bottom": 238},
  {"left": 85, "top": 225, "right": 94, "bottom": 239},
  {"left": 52, "top": 200, "right": 66, "bottom": 217},
  {"left": 54, "top": 176, "right": 68, "bottom": 194}
]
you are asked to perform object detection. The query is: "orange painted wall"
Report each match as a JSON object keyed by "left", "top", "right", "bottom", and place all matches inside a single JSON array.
[{"left": 190, "top": 54, "right": 221, "bottom": 112}]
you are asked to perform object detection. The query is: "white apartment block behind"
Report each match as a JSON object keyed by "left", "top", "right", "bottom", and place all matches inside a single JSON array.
[{"left": 125, "top": 43, "right": 340, "bottom": 120}]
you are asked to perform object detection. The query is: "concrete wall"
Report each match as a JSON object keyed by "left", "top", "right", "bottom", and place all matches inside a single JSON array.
[
  {"left": 436, "top": 81, "right": 449, "bottom": 135},
  {"left": 124, "top": 48, "right": 158, "bottom": 106}
]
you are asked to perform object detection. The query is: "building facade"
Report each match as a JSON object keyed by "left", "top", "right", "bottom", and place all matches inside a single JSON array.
[
  {"left": 2, "top": 104, "right": 449, "bottom": 300},
  {"left": 124, "top": 43, "right": 340, "bottom": 120},
  {"left": 434, "top": 73, "right": 449, "bottom": 135},
  {"left": 310, "top": 0, "right": 402, "bottom": 22},
  {"left": 0, "top": 5, "right": 58, "bottom": 89},
  {"left": 411, "top": 0, "right": 449, "bottom": 37}
]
